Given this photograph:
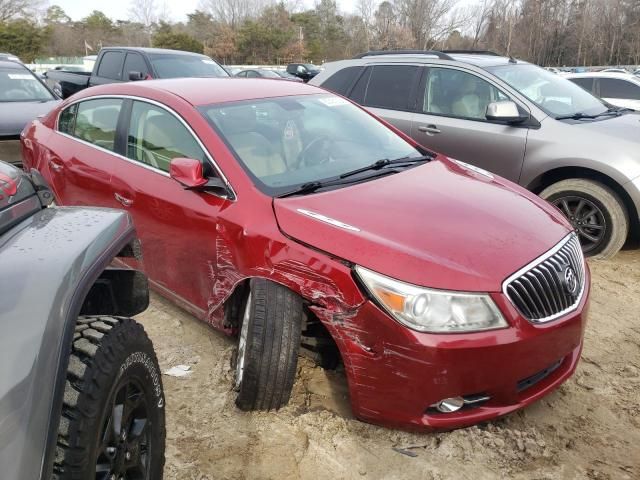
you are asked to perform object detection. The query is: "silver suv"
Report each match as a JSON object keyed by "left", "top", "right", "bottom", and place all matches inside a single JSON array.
[{"left": 310, "top": 50, "right": 640, "bottom": 258}]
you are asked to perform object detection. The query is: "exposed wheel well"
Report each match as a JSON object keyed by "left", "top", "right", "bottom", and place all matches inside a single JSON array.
[{"left": 529, "top": 166, "right": 640, "bottom": 243}]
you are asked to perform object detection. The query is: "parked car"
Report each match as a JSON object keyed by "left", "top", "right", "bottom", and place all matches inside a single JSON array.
[
  {"left": 272, "top": 69, "right": 304, "bottom": 82},
  {"left": 23, "top": 78, "right": 589, "bottom": 431},
  {"left": 0, "top": 60, "right": 60, "bottom": 166},
  {"left": 286, "top": 63, "right": 321, "bottom": 82},
  {"left": 311, "top": 49, "right": 640, "bottom": 258},
  {"left": 545, "top": 67, "right": 561, "bottom": 74},
  {"left": 0, "top": 52, "right": 21, "bottom": 63},
  {"left": 600, "top": 68, "right": 629, "bottom": 73},
  {"left": 566, "top": 71, "right": 640, "bottom": 111},
  {"left": 0, "top": 161, "right": 165, "bottom": 479},
  {"left": 45, "top": 47, "right": 229, "bottom": 99},
  {"left": 235, "top": 68, "right": 284, "bottom": 79}
]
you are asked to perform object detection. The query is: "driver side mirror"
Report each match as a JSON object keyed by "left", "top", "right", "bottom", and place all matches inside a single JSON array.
[
  {"left": 128, "top": 71, "right": 145, "bottom": 81},
  {"left": 485, "top": 101, "right": 527, "bottom": 123},
  {"left": 169, "top": 158, "right": 230, "bottom": 197}
]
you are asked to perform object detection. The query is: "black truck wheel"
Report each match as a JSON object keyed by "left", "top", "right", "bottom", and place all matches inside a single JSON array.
[
  {"left": 53, "top": 316, "right": 165, "bottom": 480},
  {"left": 234, "top": 279, "right": 303, "bottom": 411}
]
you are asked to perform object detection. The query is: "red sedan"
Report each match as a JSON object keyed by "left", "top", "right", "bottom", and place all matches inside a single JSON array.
[{"left": 22, "top": 78, "right": 589, "bottom": 430}]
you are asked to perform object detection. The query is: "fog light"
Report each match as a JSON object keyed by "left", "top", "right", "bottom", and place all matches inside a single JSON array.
[{"left": 434, "top": 396, "right": 465, "bottom": 413}]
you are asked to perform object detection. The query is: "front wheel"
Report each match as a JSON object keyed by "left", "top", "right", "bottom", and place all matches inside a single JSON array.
[
  {"left": 540, "top": 179, "right": 629, "bottom": 258},
  {"left": 234, "top": 279, "right": 303, "bottom": 411},
  {"left": 53, "top": 316, "right": 165, "bottom": 480}
]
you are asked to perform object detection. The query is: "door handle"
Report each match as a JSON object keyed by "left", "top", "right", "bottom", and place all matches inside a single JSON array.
[
  {"left": 418, "top": 125, "right": 441, "bottom": 135},
  {"left": 114, "top": 192, "right": 133, "bottom": 207},
  {"left": 49, "top": 159, "right": 64, "bottom": 172}
]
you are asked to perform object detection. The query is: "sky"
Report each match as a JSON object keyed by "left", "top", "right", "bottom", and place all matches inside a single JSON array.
[{"left": 52, "top": 0, "right": 360, "bottom": 22}]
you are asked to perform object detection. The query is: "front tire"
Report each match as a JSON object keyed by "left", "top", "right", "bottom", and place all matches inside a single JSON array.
[
  {"left": 53, "top": 316, "right": 165, "bottom": 480},
  {"left": 234, "top": 279, "right": 303, "bottom": 411},
  {"left": 540, "top": 179, "right": 628, "bottom": 258}
]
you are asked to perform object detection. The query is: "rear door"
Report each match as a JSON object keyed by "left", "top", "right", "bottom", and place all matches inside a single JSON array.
[
  {"left": 90, "top": 50, "right": 125, "bottom": 87},
  {"left": 45, "top": 98, "right": 124, "bottom": 206},
  {"left": 411, "top": 66, "right": 529, "bottom": 182},
  {"left": 110, "top": 99, "right": 230, "bottom": 315},
  {"left": 347, "top": 64, "right": 421, "bottom": 137}
]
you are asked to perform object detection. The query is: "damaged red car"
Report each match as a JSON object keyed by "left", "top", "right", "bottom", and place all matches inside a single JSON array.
[{"left": 21, "top": 78, "right": 589, "bottom": 430}]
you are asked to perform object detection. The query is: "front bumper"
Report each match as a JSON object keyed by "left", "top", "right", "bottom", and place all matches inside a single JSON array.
[
  {"left": 0, "top": 139, "right": 22, "bottom": 165},
  {"left": 330, "top": 266, "right": 590, "bottom": 431}
]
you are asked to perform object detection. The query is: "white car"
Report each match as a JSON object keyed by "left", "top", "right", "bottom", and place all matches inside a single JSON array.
[{"left": 566, "top": 71, "right": 640, "bottom": 110}]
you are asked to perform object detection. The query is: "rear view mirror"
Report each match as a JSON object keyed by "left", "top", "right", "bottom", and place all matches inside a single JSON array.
[
  {"left": 128, "top": 71, "right": 145, "bottom": 81},
  {"left": 486, "top": 101, "right": 527, "bottom": 123},
  {"left": 169, "top": 158, "right": 208, "bottom": 189}
]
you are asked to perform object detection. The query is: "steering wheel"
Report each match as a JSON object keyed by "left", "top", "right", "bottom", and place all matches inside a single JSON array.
[{"left": 296, "top": 135, "right": 331, "bottom": 168}]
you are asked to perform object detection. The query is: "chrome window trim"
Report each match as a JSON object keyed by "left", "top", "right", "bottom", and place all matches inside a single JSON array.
[
  {"left": 55, "top": 94, "right": 237, "bottom": 201},
  {"left": 501, "top": 232, "right": 586, "bottom": 323}
]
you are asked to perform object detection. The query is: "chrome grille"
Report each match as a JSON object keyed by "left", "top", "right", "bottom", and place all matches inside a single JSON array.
[{"left": 503, "top": 233, "right": 585, "bottom": 323}]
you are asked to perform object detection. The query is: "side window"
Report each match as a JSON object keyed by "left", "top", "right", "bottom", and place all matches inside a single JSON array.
[
  {"left": 127, "top": 101, "right": 206, "bottom": 172},
  {"left": 362, "top": 65, "right": 420, "bottom": 110},
  {"left": 97, "top": 51, "right": 125, "bottom": 80},
  {"left": 570, "top": 77, "right": 595, "bottom": 93},
  {"left": 424, "top": 68, "right": 509, "bottom": 120},
  {"left": 247, "top": 70, "right": 259, "bottom": 78},
  {"left": 349, "top": 67, "right": 371, "bottom": 104},
  {"left": 123, "top": 53, "right": 149, "bottom": 78},
  {"left": 58, "top": 104, "right": 78, "bottom": 134},
  {"left": 599, "top": 78, "right": 640, "bottom": 100},
  {"left": 236, "top": 71, "right": 246, "bottom": 77},
  {"left": 73, "top": 99, "right": 123, "bottom": 151},
  {"left": 321, "top": 66, "right": 363, "bottom": 96}
]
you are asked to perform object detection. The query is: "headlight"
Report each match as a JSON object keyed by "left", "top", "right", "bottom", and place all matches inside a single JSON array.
[{"left": 355, "top": 266, "right": 507, "bottom": 333}]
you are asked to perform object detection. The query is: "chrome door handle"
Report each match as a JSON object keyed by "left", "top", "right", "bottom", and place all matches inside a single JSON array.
[
  {"left": 418, "top": 125, "right": 441, "bottom": 135},
  {"left": 114, "top": 192, "right": 133, "bottom": 207},
  {"left": 49, "top": 159, "right": 64, "bottom": 172}
]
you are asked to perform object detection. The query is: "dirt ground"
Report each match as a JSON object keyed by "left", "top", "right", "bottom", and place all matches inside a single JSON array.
[{"left": 136, "top": 251, "right": 640, "bottom": 480}]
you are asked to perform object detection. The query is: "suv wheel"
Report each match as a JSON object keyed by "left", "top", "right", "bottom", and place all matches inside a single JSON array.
[
  {"left": 540, "top": 179, "right": 628, "bottom": 258},
  {"left": 234, "top": 278, "right": 303, "bottom": 411},
  {"left": 53, "top": 316, "right": 165, "bottom": 480}
]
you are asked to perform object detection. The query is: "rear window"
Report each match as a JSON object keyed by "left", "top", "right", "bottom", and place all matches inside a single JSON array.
[
  {"left": 150, "top": 55, "right": 228, "bottom": 79},
  {"left": 73, "top": 99, "right": 123, "bottom": 151},
  {"left": 599, "top": 78, "right": 640, "bottom": 100},
  {"left": 321, "top": 66, "right": 363, "bottom": 96},
  {"left": 97, "top": 51, "right": 125, "bottom": 80}
]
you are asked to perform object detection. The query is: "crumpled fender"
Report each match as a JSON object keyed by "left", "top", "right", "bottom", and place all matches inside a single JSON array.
[{"left": 0, "top": 206, "right": 136, "bottom": 480}]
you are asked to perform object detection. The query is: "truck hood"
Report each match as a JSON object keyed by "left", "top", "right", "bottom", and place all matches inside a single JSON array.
[
  {"left": 0, "top": 100, "right": 60, "bottom": 136},
  {"left": 273, "top": 159, "right": 572, "bottom": 292}
]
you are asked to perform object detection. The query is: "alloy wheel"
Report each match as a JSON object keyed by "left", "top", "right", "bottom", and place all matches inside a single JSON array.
[{"left": 552, "top": 195, "right": 607, "bottom": 255}]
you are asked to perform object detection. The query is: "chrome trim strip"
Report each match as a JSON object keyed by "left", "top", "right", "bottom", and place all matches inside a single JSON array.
[
  {"left": 296, "top": 208, "right": 361, "bottom": 231},
  {"left": 502, "top": 232, "right": 586, "bottom": 324},
  {"left": 55, "top": 94, "right": 237, "bottom": 200}
]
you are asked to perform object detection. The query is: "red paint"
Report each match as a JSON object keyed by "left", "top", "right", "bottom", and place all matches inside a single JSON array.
[
  {"left": 22, "top": 79, "right": 589, "bottom": 430},
  {"left": 168, "top": 158, "right": 208, "bottom": 188}
]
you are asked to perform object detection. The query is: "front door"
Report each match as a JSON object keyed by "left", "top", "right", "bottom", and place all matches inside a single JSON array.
[
  {"left": 412, "top": 66, "right": 528, "bottom": 182},
  {"left": 110, "top": 99, "right": 230, "bottom": 316}
]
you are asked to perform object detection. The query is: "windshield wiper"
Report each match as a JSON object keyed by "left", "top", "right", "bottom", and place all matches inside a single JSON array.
[
  {"left": 555, "top": 109, "right": 621, "bottom": 120},
  {"left": 339, "top": 155, "right": 432, "bottom": 179},
  {"left": 277, "top": 168, "right": 402, "bottom": 198}
]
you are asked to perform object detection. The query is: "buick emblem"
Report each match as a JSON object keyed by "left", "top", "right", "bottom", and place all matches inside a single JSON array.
[{"left": 563, "top": 266, "right": 579, "bottom": 296}]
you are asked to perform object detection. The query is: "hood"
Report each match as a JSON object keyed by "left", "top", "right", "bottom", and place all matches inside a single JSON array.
[
  {"left": 0, "top": 100, "right": 60, "bottom": 136},
  {"left": 273, "top": 159, "right": 572, "bottom": 292},
  {"left": 571, "top": 111, "right": 640, "bottom": 143}
]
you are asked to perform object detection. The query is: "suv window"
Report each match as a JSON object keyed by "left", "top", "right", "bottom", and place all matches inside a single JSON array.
[
  {"left": 127, "top": 101, "right": 206, "bottom": 172},
  {"left": 599, "top": 78, "right": 640, "bottom": 100},
  {"left": 97, "top": 51, "right": 124, "bottom": 80},
  {"left": 247, "top": 70, "right": 259, "bottom": 78},
  {"left": 424, "top": 68, "right": 508, "bottom": 120},
  {"left": 58, "top": 104, "right": 78, "bottom": 134},
  {"left": 569, "top": 77, "right": 595, "bottom": 93},
  {"left": 361, "top": 65, "right": 420, "bottom": 111},
  {"left": 321, "top": 66, "right": 363, "bottom": 96},
  {"left": 123, "top": 53, "right": 149, "bottom": 78},
  {"left": 73, "top": 99, "right": 123, "bottom": 151}
]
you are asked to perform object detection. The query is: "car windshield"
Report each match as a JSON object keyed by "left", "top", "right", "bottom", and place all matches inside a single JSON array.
[
  {"left": 0, "top": 67, "right": 54, "bottom": 102},
  {"left": 150, "top": 55, "right": 229, "bottom": 79},
  {"left": 487, "top": 64, "right": 608, "bottom": 118},
  {"left": 200, "top": 93, "right": 422, "bottom": 196}
]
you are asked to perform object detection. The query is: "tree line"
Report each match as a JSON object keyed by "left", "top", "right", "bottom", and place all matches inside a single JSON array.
[{"left": 0, "top": 0, "right": 639, "bottom": 66}]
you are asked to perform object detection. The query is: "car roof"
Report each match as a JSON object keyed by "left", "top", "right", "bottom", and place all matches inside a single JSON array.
[
  {"left": 566, "top": 71, "right": 640, "bottom": 82},
  {"left": 100, "top": 47, "right": 208, "bottom": 57},
  {"left": 77, "top": 77, "right": 323, "bottom": 106}
]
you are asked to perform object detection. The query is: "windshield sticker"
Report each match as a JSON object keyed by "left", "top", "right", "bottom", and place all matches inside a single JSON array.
[
  {"left": 318, "top": 97, "right": 350, "bottom": 107},
  {"left": 284, "top": 120, "right": 298, "bottom": 139},
  {"left": 297, "top": 209, "right": 361, "bottom": 232},
  {"left": 8, "top": 74, "right": 36, "bottom": 80}
]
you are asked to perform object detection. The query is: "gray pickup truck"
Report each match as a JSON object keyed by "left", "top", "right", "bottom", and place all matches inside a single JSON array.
[
  {"left": 0, "top": 161, "right": 165, "bottom": 479},
  {"left": 45, "top": 47, "right": 229, "bottom": 99}
]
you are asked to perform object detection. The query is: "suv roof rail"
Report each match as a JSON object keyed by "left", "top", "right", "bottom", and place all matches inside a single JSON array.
[
  {"left": 353, "top": 50, "right": 454, "bottom": 60},
  {"left": 441, "top": 50, "right": 501, "bottom": 56}
]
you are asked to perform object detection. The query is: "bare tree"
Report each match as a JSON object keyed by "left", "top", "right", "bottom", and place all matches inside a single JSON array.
[
  {"left": 0, "top": 0, "right": 42, "bottom": 21},
  {"left": 129, "top": 0, "right": 158, "bottom": 27},
  {"left": 357, "top": 0, "right": 376, "bottom": 50}
]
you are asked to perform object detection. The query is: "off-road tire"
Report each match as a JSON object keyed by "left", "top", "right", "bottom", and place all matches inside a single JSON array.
[
  {"left": 235, "top": 279, "right": 303, "bottom": 411},
  {"left": 540, "top": 179, "right": 628, "bottom": 259},
  {"left": 52, "top": 316, "right": 165, "bottom": 480}
]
